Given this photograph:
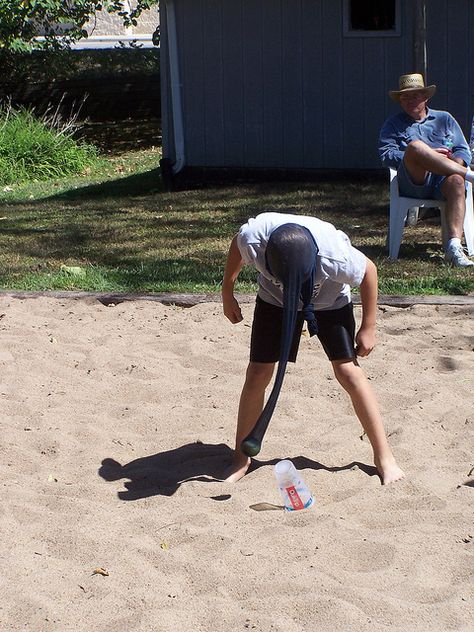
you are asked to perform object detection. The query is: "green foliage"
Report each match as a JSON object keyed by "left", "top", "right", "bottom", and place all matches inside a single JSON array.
[
  {"left": 27, "top": 47, "right": 159, "bottom": 83},
  {"left": 0, "top": 105, "right": 99, "bottom": 184},
  {"left": 0, "top": 0, "right": 159, "bottom": 76}
]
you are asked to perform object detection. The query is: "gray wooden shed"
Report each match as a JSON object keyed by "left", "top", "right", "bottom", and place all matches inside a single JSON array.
[{"left": 159, "top": 0, "right": 474, "bottom": 177}]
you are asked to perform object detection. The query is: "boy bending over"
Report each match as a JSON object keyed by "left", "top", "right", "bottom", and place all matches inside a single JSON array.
[{"left": 221, "top": 212, "right": 404, "bottom": 485}]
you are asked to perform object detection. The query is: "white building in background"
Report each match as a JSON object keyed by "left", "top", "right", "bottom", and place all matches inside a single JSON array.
[{"left": 76, "top": 1, "right": 160, "bottom": 49}]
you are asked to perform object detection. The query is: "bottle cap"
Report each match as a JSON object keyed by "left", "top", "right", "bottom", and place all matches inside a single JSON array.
[{"left": 274, "top": 459, "right": 294, "bottom": 477}]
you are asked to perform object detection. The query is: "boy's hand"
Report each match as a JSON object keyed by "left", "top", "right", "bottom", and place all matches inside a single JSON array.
[
  {"left": 355, "top": 325, "right": 376, "bottom": 357},
  {"left": 223, "top": 294, "right": 243, "bottom": 324}
]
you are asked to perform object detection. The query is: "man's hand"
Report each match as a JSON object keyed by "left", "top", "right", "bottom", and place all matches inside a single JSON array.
[
  {"left": 355, "top": 324, "right": 376, "bottom": 357},
  {"left": 433, "top": 147, "right": 452, "bottom": 158},
  {"left": 223, "top": 294, "right": 243, "bottom": 324}
]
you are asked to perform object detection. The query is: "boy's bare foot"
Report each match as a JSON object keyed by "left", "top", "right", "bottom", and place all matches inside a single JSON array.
[
  {"left": 221, "top": 454, "right": 251, "bottom": 482},
  {"left": 375, "top": 455, "right": 405, "bottom": 485}
]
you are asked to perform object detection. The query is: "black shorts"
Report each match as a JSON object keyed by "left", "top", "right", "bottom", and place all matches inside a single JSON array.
[{"left": 250, "top": 296, "right": 356, "bottom": 363}]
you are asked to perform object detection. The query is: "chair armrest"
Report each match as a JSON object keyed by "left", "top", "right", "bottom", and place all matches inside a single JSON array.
[{"left": 388, "top": 168, "right": 399, "bottom": 197}]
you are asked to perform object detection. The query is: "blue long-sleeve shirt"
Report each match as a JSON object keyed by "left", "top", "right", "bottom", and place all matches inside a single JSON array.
[{"left": 379, "top": 107, "right": 472, "bottom": 169}]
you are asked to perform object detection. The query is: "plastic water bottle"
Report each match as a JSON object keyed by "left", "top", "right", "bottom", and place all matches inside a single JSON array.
[
  {"left": 443, "top": 133, "right": 454, "bottom": 156},
  {"left": 274, "top": 460, "right": 314, "bottom": 511}
]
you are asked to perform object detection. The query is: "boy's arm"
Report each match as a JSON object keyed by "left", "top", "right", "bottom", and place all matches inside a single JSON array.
[
  {"left": 355, "top": 257, "right": 378, "bottom": 357},
  {"left": 222, "top": 234, "right": 244, "bottom": 323}
]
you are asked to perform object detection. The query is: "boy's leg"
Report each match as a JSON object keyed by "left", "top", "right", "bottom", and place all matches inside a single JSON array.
[
  {"left": 332, "top": 358, "right": 405, "bottom": 485},
  {"left": 224, "top": 298, "right": 302, "bottom": 482},
  {"left": 223, "top": 361, "right": 275, "bottom": 482}
]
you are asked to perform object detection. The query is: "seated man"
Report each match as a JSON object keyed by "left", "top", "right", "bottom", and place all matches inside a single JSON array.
[{"left": 379, "top": 73, "right": 474, "bottom": 267}]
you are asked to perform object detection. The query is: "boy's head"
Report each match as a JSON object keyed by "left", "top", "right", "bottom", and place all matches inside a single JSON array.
[
  {"left": 265, "top": 223, "right": 318, "bottom": 286},
  {"left": 265, "top": 223, "right": 319, "bottom": 340}
]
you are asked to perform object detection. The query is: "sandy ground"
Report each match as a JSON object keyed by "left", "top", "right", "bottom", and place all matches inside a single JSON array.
[{"left": 0, "top": 295, "right": 473, "bottom": 632}]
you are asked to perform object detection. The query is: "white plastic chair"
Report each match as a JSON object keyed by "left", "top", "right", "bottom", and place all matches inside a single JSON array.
[{"left": 388, "top": 167, "right": 474, "bottom": 260}]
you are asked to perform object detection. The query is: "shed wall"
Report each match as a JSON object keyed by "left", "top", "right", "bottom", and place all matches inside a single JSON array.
[
  {"left": 426, "top": 0, "right": 474, "bottom": 139},
  {"left": 162, "top": 0, "right": 474, "bottom": 171}
]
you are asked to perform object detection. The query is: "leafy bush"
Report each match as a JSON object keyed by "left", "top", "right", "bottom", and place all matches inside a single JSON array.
[{"left": 0, "top": 104, "right": 99, "bottom": 184}]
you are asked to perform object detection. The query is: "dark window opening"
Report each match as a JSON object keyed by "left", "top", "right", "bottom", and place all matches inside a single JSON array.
[{"left": 350, "top": 0, "right": 396, "bottom": 31}]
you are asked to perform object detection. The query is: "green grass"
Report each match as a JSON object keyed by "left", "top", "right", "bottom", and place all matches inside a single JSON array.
[
  {"left": 0, "top": 106, "right": 100, "bottom": 185},
  {"left": 0, "top": 143, "right": 473, "bottom": 296}
]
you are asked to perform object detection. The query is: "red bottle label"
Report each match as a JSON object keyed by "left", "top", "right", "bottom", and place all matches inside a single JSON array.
[{"left": 285, "top": 485, "right": 304, "bottom": 510}]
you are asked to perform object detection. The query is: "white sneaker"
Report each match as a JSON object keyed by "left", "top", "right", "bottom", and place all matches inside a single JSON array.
[{"left": 445, "top": 243, "right": 474, "bottom": 267}]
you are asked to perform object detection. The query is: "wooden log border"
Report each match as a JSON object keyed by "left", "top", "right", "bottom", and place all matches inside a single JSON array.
[{"left": 0, "top": 290, "right": 473, "bottom": 308}]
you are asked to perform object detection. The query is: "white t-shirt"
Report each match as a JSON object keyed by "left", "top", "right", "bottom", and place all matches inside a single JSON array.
[{"left": 236, "top": 212, "right": 367, "bottom": 311}]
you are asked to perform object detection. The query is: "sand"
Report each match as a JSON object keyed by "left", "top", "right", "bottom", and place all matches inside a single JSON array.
[{"left": 0, "top": 294, "right": 473, "bottom": 632}]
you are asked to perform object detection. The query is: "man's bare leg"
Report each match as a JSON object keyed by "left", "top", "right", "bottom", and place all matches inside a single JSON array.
[
  {"left": 403, "top": 140, "right": 468, "bottom": 183},
  {"left": 403, "top": 141, "right": 473, "bottom": 265},
  {"left": 440, "top": 174, "right": 466, "bottom": 239},
  {"left": 223, "top": 362, "right": 275, "bottom": 482},
  {"left": 332, "top": 359, "right": 405, "bottom": 485}
]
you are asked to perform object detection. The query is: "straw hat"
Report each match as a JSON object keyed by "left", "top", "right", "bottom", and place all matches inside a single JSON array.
[{"left": 389, "top": 73, "right": 436, "bottom": 101}]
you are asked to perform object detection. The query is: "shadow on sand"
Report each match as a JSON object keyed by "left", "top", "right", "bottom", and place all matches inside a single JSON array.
[{"left": 98, "top": 441, "right": 378, "bottom": 500}]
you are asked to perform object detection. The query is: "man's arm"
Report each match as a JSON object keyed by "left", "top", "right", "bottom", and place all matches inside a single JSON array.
[
  {"left": 222, "top": 234, "right": 244, "bottom": 323},
  {"left": 448, "top": 115, "right": 472, "bottom": 166},
  {"left": 355, "top": 257, "right": 378, "bottom": 357},
  {"left": 379, "top": 119, "right": 405, "bottom": 169}
]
